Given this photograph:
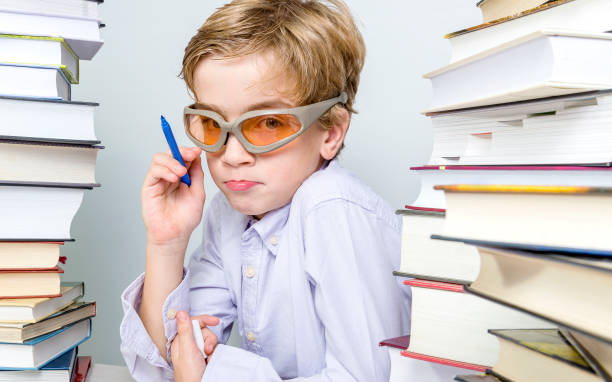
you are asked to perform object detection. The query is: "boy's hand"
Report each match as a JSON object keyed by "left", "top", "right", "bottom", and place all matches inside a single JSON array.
[
  {"left": 142, "top": 147, "right": 205, "bottom": 249},
  {"left": 171, "top": 311, "right": 220, "bottom": 382}
]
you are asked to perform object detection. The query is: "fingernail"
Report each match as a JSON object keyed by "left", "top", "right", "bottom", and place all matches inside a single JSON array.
[
  {"left": 208, "top": 344, "right": 212, "bottom": 351},
  {"left": 177, "top": 311, "right": 187, "bottom": 321}
]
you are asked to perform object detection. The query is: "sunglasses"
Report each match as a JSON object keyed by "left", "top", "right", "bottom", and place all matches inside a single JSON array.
[{"left": 183, "top": 92, "right": 347, "bottom": 154}]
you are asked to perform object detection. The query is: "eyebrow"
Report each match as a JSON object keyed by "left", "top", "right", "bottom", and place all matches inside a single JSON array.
[{"left": 193, "top": 100, "right": 294, "bottom": 116}]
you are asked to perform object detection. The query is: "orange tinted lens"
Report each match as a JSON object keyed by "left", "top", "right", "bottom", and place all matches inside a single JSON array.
[
  {"left": 241, "top": 114, "right": 301, "bottom": 146},
  {"left": 187, "top": 114, "right": 221, "bottom": 145}
]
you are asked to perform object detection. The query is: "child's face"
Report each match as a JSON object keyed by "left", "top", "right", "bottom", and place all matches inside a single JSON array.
[{"left": 193, "top": 53, "right": 330, "bottom": 218}]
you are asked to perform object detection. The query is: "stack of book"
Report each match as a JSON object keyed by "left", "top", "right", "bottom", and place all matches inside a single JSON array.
[
  {"left": 0, "top": 0, "right": 103, "bottom": 380},
  {"left": 381, "top": 1, "right": 612, "bottom": 381}
]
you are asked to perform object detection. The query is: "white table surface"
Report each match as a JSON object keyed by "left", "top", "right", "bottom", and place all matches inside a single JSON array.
[{"left": 85, "top": 363, "right": 135, "bottom": 382}]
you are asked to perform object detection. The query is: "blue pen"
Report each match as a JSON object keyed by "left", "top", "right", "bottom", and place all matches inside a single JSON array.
[{"left": 160, "top": 115, "right": 191, "bottom": 187}]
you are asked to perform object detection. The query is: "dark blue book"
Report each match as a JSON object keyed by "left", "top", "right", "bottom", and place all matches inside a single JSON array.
[{"left": 0, "top": 347, "right": 78, "bottom": 380}]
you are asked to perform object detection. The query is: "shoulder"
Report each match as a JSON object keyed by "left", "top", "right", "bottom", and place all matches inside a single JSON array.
[{"left": 291, "top": 159, "right": 400, "bottom": 231}]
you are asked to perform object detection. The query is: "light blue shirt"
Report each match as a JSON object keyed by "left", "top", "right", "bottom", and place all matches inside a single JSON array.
[{"left": 120, "top": 159, "right": 411, "bottom": 381}]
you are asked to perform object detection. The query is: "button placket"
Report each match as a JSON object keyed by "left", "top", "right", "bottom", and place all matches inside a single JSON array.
[{"left": 241, "top": 235, "right": 262, "bottom": 349}]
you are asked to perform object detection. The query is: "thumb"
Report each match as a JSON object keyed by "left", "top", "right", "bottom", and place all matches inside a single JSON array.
[{"left": 176, "top": 311, "right": 197, "bottom": 352}]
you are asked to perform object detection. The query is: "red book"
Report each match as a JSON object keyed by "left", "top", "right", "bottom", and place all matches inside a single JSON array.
[
  {"left": 0, "top": 241, "right": 64, "bottom": 270},
  {"left": 400, "top": 350, "right": 488, "bottom": 372},
  {"left": 405, "top": 279, "right": 553, "bottom": 367},
  {"left": 71, "top": 356, "right": 92, "bottom": 382},
  {"left": 0, "top": 267, "right": 63, "bottom": 298}
]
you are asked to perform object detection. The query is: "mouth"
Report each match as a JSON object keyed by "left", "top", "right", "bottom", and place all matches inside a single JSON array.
[{"left": 225, "top": 180, "right": 261, "bottom": 191}]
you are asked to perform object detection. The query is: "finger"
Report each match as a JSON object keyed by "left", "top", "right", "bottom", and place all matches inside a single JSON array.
[
  {"left": 192, "top": 314, "right": 220, "bottom": 328},
  {"left": 186, "top": 156, "right": 205, "bottom": 197},
  {"left": 170, "top": 336, "right": 180, "bottom": 364},
  {"left": 176, "top": 311, "right": 198, "bottom": 355},
  {"left": 179, "top": 146, "right": 202, "bottom": 162},
  {"left": 147, "top": 164, "right": 180, "bottom": 185},
  {"left": 152, "top": 152, "right": 188, "bottom": 177},
  {"left": 201, "top": 327, "right": 218, "bottom": 355}
]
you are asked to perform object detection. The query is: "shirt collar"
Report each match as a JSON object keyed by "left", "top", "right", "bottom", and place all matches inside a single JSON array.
[{"left": 243, "top": 202, "right": 290, "bottom": 257}]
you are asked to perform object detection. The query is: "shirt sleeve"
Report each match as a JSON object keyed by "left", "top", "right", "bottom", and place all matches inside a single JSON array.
[
  {"left": 119, "top": 199, "right": 238, "bottom": 381},
  {"left": 201, "top": 198, "right": 408, "bottom": 382}
]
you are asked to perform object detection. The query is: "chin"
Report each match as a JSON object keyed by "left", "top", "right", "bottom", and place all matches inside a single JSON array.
[{"left": 224, "top": 194, "right": 269, "bottom": 217}]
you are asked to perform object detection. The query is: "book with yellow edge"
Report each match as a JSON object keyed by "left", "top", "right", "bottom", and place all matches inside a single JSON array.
[
  {"left": 0, "top": 34, "right": 79, "bottom": 84},
  {"left": 0, "top": 282, "right": 83, "bottom": 323},
  {"left": 488, "top": 329, "right": 601, "bottom": 382},
  {"left": 0, "top": 301, "right": 95, "bottom": 343},
  {"left": 434, "top": 184, "right": 612, "bottom": 254}
]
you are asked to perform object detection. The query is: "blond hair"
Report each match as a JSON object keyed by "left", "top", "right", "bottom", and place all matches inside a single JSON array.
[{"left": 180, "top": 0, "right": 365, "bottom": 132}]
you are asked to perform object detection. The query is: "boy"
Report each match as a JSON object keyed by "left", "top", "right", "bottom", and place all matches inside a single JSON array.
[{"left": 120, "top": 0, "right": 411, "bottom": 381}]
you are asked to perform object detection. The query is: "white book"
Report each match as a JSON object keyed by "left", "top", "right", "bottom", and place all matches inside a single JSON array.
[
  {"left": 407, "top": 279, "right": 554, "bottom": 367},
  {"left": 0, "top": 319, "right": 90, "bottom": 369},
  {"left": 0, "top": 184, "right": 88, "bottom": 241},
  {"left": 387, "top": 346, "right": 467, "bottom": 381},
  {"left": 0, "top": 97, "right": 98, "bottom": 144},
  {"left": 0, "top": 65, "right": 70, "bottom": 101},
  {"left": 424, "top": 30, "right": 612, "bottom": 113},
  {"left": 0, "top": 35, "right": 79, "bottom": 84},
  {"left": 447, "top": 0, "right": 612, "bottom": 63},
  {"left": 396, "top": 209, "right": 479, "bottom": 285},
  {"left": 0, "top": 0, "right": 100, "bottom": 21},
  {"left": 0, "top": 10, "right": 103, "bottom": 60},
  {"left": 426, "top": 91, "right": 612, "bottom": 165},
  {"left": 411, "top": 166, "right": 612, "bottom": 209},
  {"left": 0, "top": 141, "right": 99, "bottom": 184}
]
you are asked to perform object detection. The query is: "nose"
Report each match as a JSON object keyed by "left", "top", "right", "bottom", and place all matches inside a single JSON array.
[{"left": 220, "top": 133, "right": 255, "bottom": 167}]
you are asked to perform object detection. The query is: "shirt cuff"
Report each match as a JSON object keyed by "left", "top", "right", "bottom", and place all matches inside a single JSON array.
[
  {"left": 120, "top": 269, "right": 191, "bottom": 370},
  {"left": 202, "top": 344, "right": 278, "bottom": 382}
]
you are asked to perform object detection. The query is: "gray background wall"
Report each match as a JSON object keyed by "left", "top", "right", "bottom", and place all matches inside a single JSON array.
[{"left": 64, "top": 1, "right": 480, "bottom": 365}]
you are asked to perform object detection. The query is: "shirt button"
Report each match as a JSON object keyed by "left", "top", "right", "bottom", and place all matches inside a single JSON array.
[
  {"left": 269, "top": 236, "right": 279, "bottom": 246},
  {"left": 245, "top": 266, "right": 256, "bottom": 278},
  {"left": 246, "top": 331, "right": 256, "bottom": 342},
  {"left": 167, "top": 308, "right": 177, "bottom": 319}
]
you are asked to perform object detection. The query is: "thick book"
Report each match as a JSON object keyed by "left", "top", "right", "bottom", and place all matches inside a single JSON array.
[
  {"left": 0, "top": 267, "right": 63, "bottom": 299},
  {"left": 0, "top": 0, "right": 101, "bottom": 21},
  {"left": 562, "top": 329, "right": 612, "bottom": 381},
  {"left": 0, "top": 9, "right": 103, "bottom": 60},
  {"left": 445, "top": 0, "right": 612, "bottom": 63},
  {"left": 425, "top": 91, "right": 612, "bottom": 166},
  {"left": 0, "top": 184, "right": 95, "bottom": 241},
  {"left": 0, "top": 282, "right": 84, "bottom": 323},
  {"left": 0, "top": 140, "right": 100, "bottom": 184},
  {"left": 0, "top": 64, "right": 70, "bottom": 100},
  {"left": 424, "top": 30, "right": 612, "bottom": 113},
  {"left": 489, "top": 329, "right": 601, "bottom": 382},
  {"left": 435, "top": 184, "right": 612, "bottom": 253},
  {"left": 464, "top": 246, "right": 612, "bottom": 343},
  {"left": 405, "top": 279, "right": 553, "bottom": 367},
  {"left": 0, "top": 346, "right": 78, "bottom": 381},
  {"left": 411, "top": 166, "right": 612, "bottom": 209},
  {"left": 477, "top": 0, "right": 550, "bottom": 23},
  {"left": 0, "top": 242, "right": 63, "bottom": 270},
  {"left": 379, "top": 336, "right": 478, "bottom": 381},
  {"left": 0, "top": 319, "right": 90, "bottom": 369},
  {"left": 394, "top": 209, "right": 479, "bottom": 284},
  {"left": 0, "top": 34, "right": 79, "bottom": 84},
  {"left": 0, "top": 302, "right": 95, "bottom": 343},
  {"left": 0, "top": 96, "right": 98, "bottom": 144}
]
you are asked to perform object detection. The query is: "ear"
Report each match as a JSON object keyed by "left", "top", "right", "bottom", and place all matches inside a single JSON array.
[{"left": 319, "top": 108, "right": 350, "bottom": 160}]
